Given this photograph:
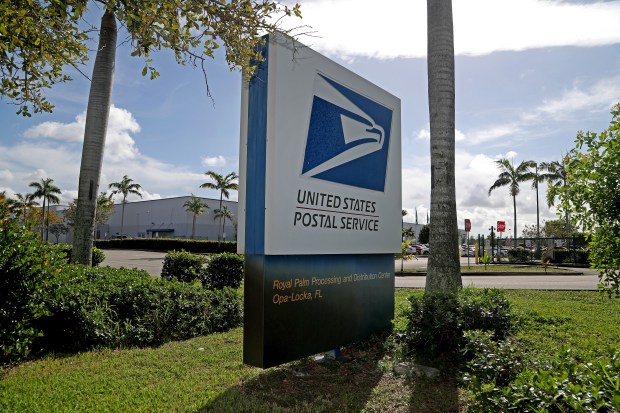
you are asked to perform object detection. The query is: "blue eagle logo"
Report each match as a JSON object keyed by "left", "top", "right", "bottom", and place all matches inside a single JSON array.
[{"left": 301, "top": 74, "right": 393, "bottom": 192}]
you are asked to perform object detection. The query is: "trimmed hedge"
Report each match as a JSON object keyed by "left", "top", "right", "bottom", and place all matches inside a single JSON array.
[
  {"left": 554, "top": 249, "right": 589, "bottom": 265},
  {"left": 35, "top": 265, "right": 242, "bottom": 353},
  {"left": 95, "top": 237, "right": 236, "bottom": 254},
  {"left": 201, "top": 253, "right": 244, "bottom": 290},
  {"left": 161, "top": 250, "right": 206, "bottom": 283}
]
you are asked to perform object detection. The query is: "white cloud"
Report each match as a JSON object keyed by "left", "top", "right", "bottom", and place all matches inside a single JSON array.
[
  {"left": 292, "top": 0, "right": 620, "bottom": 60},
  {"left": 201, "top": 155, "right": 227, "bottom": 167},
  {"left": 23, "top": 105, "right": 140, "bottom": 161},
  {"left": 0, "top": 106, "right": 219, "bottom": 204},
  {"left": 415, "top": 126, "right": 465, "bottom": 141}
]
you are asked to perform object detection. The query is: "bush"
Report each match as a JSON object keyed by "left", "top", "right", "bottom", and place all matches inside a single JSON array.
[
  {"left": 56, "top": 244, "right": 106, "bottom": 266},
  {"left": 36, "top": 264, "right": 242, "bottom": 352},
  {"left": 397, "top": 288, "right": 513, "bottom": 362},
  {"left": 95, "top": 238, "right": 236, "bottom": 254},
  {"left": 554, "top": 249, "right": 589, "bottom": 265},
  {"left": 0, "top": 220, "right": 67, "bottom": 363},
  {"left": 468, "top": 346, "right": 620, "bottom": 413},
  {"left": 462, "top": 330, "right": 526, "bottom": 392},
  {"left": 201, "top": 253, "right": 244, "bottom": 290},
  {"left": 161, "top": 250, "right": 206, "bottom": 282},
  {"left": 508, "top": 248, "right": 531, "bottom": 263}
]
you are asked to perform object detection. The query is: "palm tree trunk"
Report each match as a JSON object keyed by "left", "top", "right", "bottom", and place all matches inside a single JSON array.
[
  {"left": 45, "top": 201, "right": 50, "bottom": 241},
  {"left": 72, "top": 10, "right": 117, "bottom": 265},
  {"left": 535, "top": 182, "right": 540, "bottom": 238},
  {"left": 513, "top": 195, "right": 517, "bottom": 240},
  {"left": 120, "top": 202, "right": 125, "bottom": 237},
  {"left": 218, "top": 192, "right": 223, "bottom": 241},
  {"left": 425, "top": 0, "right": 461, "bottom": 293},
  {"left": 192, "top": 215, "right": 196, "bottom": 239},
  {"left": 41, "top": 198, "right": 46, "bottom": 240}
]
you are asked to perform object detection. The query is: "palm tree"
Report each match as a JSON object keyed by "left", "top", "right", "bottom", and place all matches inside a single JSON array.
[
  {"left": 109, "top": 175, "right": 142, "bottom": 237},
  {"left": 540, "top": 153, "right": 573, "bottom": 231},
  {"left": 213, "top": 205, "right": 234, "bottom": 241},
  {"left": 183, "top": 194, "right": 209, "bottom": 239},
  {"left": 14, "top": 193, "right": 39, "bottom": 224},
  {"left": 425, "top": 0, "right": 461, "bottom": 294},
  {"left": 200, "top": 171, "right": 238, "bottom": 241},
  {"left": 488, "top": 159, "right": 532, "bottom": 239},
  {"left": 72, "top": 10, "right": 116, "bottom": 265},
  {"left": 523, "top": 161, "right": 545, "bottom": 238},
  {"left": 29, "top": 178, "right": 61, "bottom": 241}
]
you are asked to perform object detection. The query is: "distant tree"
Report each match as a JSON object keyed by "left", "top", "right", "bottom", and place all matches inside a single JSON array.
[
  {"left": 543, "top": 219, "right": 577, "bottom": 239},
  {"left": 402, "top": 227, "right": 415, "bottom": 240},
  {"left": 521, "top": 224, "right": 540, "bottom": 239},
  {"left": 401, "top": 209, "right": 408, "bottom": 242},
  {"left": 29, "top": 178, "right": 61, "bottom": 241},
  {"left": 488, "top": 159, "right": 532, "bottom": 239},
  {"left": 523, "top": 161, "right": 545, "bottom": 238},
  {"left": 213, "top": 205, "right": 234, "bottom": 241},
  {"left": 183, "top": 195, "right": 209, "bottom": 239},
  {"left": 425, "top": 0, "right": 461, "bottom": 293},
  {"left": 419, "top": 225, "right": 430, "bottom": 245},
  {"left": 557, "top": 104, "right": 620, "bottom": 295},
  {"left": 201, "top": 171, "right": 238, "bottom": 241},
  {"left": 109, "top": 175, "right": 142, "bottom": 237},
  {"left": 14, "top": 193, "right": 39, "bottom": 223},
  {"left": 49, "top": 223, "right": 69, "bottom": 244},
  {"left": 64, "top": 192, "right": 115, "bottom": 233},
  {"left": 540, "top": 153, "right": 574, "bottom": 231}
]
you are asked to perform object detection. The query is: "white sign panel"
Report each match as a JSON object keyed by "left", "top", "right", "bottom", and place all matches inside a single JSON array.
[{"left": 239, "top": 33, "right": 401, "bottom": 255}]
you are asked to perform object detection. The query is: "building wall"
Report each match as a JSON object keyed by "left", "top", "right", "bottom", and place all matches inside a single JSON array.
[{"left": 102, "top": 196, "right": 238, "bottom": 241}]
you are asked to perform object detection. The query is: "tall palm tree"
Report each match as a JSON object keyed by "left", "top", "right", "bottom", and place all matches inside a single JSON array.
[
  {"left": 200, "top": 171, "right": 238, "bottom": 241},
  {"left": 425, "top": 0, "right": 461, "bottom": 294},
  {"left": 109, "top": 175, "right": 142, "bottom": 237},
  {"left": 540, "top": 153, "right": 573, "bottom": 231},
  {"left": 488, "top": 159, "right": 532, "bottom": 239},
  {"left": 72, "top": 10, "right": 116, "bottom": 265},
  {"left": 183, "top": 194, "right": 209, "bottom": 239},
  {"left": 29, "top": 178, "right": 61, "bottom": 241},
  {"left": 523, "top": 161, "right": 545, "bottom": 238},
  {"left": 213, "top": 205, "right": 234, "bottom": 241}
]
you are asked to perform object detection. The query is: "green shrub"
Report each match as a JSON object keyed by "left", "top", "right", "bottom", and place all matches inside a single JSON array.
[
  {"left": 397, "top": 288, "right": 513, "bottom": 362},
  {"left": 554, "top": 249, "right": 589, "bottom": 265},
  {"left": 201, "top": 253, "right": 244, "bottom": 290},
  {"left": 462, "top": 330, "right": 526, "bottom": 392},
  {"left": 468, "top": 346, "right": 620, "bottom": 413},
  {"left": 161, "top": 250, "right": 206, "bottom": 282},
  {"left": 508, "top": 248, "right": 531, "bottom": 263},
  {"left": 36, "top": 265, "right": 242, "bottom": 352},
  {"left": 0, "top": 220, "right": 67, "bottom": 363},
  {"left": 56, "top": 244, "right": 106, "bottom": 266}
]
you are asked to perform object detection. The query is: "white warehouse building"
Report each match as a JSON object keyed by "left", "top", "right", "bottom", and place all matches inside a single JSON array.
[{"left": 97, "top": 196, "right": 238, "bottom": 241}]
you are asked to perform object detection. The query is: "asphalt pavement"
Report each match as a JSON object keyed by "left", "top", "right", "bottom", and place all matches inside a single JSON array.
[{"left": 100, "top": 250, "right": 601, "bottom": 290}]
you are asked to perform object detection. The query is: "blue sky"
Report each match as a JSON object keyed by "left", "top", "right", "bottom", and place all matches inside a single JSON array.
[{"left": 1, "top": 0, "right": 620, "bottom": 237}]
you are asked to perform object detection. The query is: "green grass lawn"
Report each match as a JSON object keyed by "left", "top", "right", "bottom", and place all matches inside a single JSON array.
[{"left": 2, "top": 289, "right": 619, "bottom": 412}]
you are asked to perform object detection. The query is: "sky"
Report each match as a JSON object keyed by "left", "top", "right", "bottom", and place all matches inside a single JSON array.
[{"left": 1, "top": 0, "right": 620, "bottom": 238}]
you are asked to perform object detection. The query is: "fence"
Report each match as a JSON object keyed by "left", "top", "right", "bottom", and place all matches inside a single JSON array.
[{"left": 474, "top": 235, "right": 588, "bottom": 265}]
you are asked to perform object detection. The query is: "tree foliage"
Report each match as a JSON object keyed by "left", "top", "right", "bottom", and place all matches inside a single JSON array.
[
  {"left": 0, "top": 0, "right": 89, "bottom": 116},
  {"left": 558, "top": 103, "right": 620, "bottom": 296},
  {"left": 1, "top": 0, "right": 300, "bottom": 116},
  {"left": 64, "top": 192, "right": 115, "bottom": 228}
]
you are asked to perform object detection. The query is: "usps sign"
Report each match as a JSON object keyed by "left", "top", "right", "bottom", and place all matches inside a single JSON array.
[{"left": 239, "top": 33, "right": 401, "bottom": 368}]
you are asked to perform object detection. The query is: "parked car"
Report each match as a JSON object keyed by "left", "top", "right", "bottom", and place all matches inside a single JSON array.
[{"left": 460, "top": 245, "right": 475, "bottom": 256}]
